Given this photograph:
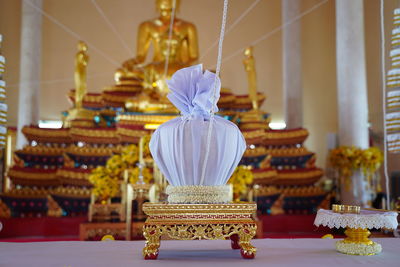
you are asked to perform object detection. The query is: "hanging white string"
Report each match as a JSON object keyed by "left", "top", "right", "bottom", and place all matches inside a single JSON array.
[
  {"left": 91, "top": 0, "right": 134, "bottom": 56},
  {"left": 163, "top": 0, "right": 177, "bottom": 79},
  {"left": 199, "top": 0, "right": 229, "bottom": 186},
  {"left": 24, "top": 0, "right": 120, "bottom": 67},
  {"left": 380, "top": 0, "right": 390, "bottom": 210},
  {"left": 200, "top": 0, "right": 261, "bottom": 61},
  {"left": 212, "top": 0, "right": 328, "bottom": 68}
]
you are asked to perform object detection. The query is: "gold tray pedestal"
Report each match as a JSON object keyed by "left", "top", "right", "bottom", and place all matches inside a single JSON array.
[
  {"left": 335, "top": 228, "right": 382, "bottom": 256},
  {"left": 142, "top": 203, "right": 258, "bottom": 260},
  {"left": 314, "top": 207, "right": 398, "bottom": 256}
]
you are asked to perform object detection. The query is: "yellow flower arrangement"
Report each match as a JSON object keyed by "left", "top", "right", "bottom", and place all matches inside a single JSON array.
[
  {"left": 89, "top": 143, "right": 153, "bottom": 202},
  {"left": 329, "top": 146, "right": 383, "bottom": 190},
  {"left": 121, "top": 144, "right": 139, "bottom": 165},
  {"left": 88, "top": 166, "right": 119, "bottom": 200},
  {"left": 106, "top": 154, "right": 126, "bottom": 177},
  {"left": 129, "top": 166, "right": 153, "bottom": 184},
  {"left": 360, "top": 147, "right": 384, "bottom": 175},
  {"left": 228, "top": 165, "right": 254, "bottom": 199}
]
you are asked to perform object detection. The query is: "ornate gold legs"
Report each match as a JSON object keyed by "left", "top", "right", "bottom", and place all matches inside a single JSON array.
[
  {"left": 238, "top": 226, "right": 257, "bottom": 259},
  {"left": 336, "top": 228, "right": 382, "bottom": 255},
  {"left": 142, "top": 203, "right": 258, "bottom": 260},
  {"left": 142, "top": 225, "right": 162, "bottom": 260}
]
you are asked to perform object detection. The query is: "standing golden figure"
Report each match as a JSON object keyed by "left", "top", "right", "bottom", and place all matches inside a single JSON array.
[
  {"left": 75, "top": 41, "right": 89, "bottom": 109},
  {"left": 64, "top": 41, "right": 96, "bottom": 127},
  {"left": 122, "top": 0, "right": 200, "bottom": 113},
  {"left": 243, "top": 46, "right": 258, "bottom": 110},
  {"left": 238, "top": 46, "right": 268, "bottom": 130}
]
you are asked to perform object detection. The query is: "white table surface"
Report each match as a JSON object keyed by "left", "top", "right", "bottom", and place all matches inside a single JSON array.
[{"left": 1, "top": 238, "right": 399, "bottom": 267}]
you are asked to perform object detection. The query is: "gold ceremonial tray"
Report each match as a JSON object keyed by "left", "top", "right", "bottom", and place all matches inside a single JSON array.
[{"left": 142, "top": 202, "right": 258, "bottom": 259}]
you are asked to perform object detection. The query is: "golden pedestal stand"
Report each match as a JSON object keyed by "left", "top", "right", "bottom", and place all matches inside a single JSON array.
[
  {"left": 142, "top": 203, "right": 257, "bottom": 260},
  {"left": 335, "top": 228, "right": 381, "bottom": 255},
  {"left": 314, "top": 206, "right": 398, "bottom": 256}
]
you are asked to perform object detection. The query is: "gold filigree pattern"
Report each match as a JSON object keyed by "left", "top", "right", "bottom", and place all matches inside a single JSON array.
[
  {"left": 142, "top": 203, "right": 257, "bottom": 260},
  {"left": 117, "top": 114, "right": 176, "bottom": 124},
  {"left": 56, "top": 169, "right": 90, "bottom": 180},
  {"left": 274, "top": 169, "right": 324, "bottom": 185},
  {"left": 264, "top": 128, "right": 309, "bottom": 145},
  {"left": 116, "top": 127, "right": 149, "bottom": 138},
  {"left": 16, "top": 145, "right": 64, "bottom": 155},
  {"left": 66, "top": 145, "right": 120, "bottom": 156},
  {"left": 243, "top": 146, "right": 267, "bottom": 157},
  {"left": 22, "top": 126, "right": 72, "bottom": 143}
]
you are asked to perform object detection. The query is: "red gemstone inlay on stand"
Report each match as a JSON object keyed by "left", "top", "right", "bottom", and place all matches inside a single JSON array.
[{"left": 230, "top": 234, "right": 240, "bottom": 249}]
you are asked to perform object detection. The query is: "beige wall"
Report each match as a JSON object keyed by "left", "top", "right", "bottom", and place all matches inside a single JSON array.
[
  {"left": 0, "top": 0, "right": 398, "bottom": 171},
  {"left": 301, "top": 0, "right": 337, "bottom": 168}
]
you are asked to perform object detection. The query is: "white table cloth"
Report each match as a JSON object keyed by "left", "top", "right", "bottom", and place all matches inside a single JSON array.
[{"left": 1, "top": 238, "right": 399, "bottom": 267}]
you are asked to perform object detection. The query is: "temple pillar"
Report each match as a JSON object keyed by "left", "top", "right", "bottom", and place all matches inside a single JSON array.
[
  {"left": 282, "top": 0, "right": 302, "bottom": 129},
  {"left": 336, "top": 0, "right": 370, "bottom": 206},
  {"left": 16, "top": 0, "right": 43, "bottom": 149}
]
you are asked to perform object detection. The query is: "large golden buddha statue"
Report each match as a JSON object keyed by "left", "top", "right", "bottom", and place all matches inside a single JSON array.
[{"left": 121, "top": 0, "right": 199, "bottom": 113}]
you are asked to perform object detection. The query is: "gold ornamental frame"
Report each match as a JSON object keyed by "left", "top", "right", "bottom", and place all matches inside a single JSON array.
[{"left": 142, "top": 202, "right": 258, "bottom": 260}]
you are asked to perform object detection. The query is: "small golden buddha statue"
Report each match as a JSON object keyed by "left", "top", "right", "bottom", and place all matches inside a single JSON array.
[
  {"left": 243, "top": 46, "right": 258, "bottom": 110},
  {"left": 240, "top": 46, "right": 268, "bottom": 130},
  {"left": 75, "top": 41, "right": 89, "bottom": 109},
  {"left": 64, "top": 41, "right": 96, "bottom": 127},
  {"left": 123, "top": 0, "right": 199, "bottom": 113}
]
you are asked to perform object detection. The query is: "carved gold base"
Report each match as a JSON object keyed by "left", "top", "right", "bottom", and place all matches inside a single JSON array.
[
  {"left": 336, "top": 228, "right": 382, "bottom": 255},
  {"left": 142, "top": 203, "right": 258, "bottom": 260}
]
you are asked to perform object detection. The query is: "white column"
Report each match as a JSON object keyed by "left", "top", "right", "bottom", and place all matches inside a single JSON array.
[
  {"left": 17, "top": 0, "right": 43, "bottom": 149},
  {"left": 282, "top": 0, "right": 302, "bottom": 129},
  {"left": 336, "top": 0, "right": 370, "bottom": 206}
]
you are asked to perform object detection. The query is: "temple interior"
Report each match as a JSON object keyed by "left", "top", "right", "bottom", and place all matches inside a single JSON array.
[{"left": 0, "top": 1, "right": 399, "bottom": 263}]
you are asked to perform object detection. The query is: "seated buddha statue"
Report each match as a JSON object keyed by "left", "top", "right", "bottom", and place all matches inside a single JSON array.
[{"left": 121, "top": 0, "right": 199, "bottom": 113}]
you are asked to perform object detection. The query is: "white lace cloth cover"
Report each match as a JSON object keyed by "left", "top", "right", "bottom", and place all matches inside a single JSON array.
[{"left": 314, "top": 209, "right": 398, "bottom": 229}]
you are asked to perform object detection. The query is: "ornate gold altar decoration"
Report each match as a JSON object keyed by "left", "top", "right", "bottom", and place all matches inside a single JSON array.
[
  {"left": 314, "top": 205, "right": 398, "bottom": 255},
  {"left": 328, "top": 146, "right": 383, "bottom": 190},
  {"left": 142, "top": 203, "right": 257, "bottom": 259}
]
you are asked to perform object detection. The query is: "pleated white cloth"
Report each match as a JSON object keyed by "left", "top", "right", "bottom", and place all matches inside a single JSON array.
[{"left": 150, "top": 64, "right": 246, "bottom": 186}]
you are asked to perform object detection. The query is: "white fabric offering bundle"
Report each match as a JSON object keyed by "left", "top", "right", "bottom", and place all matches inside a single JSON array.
[{"left": 150, "top": 64, "right": 246, "bottom": 191}]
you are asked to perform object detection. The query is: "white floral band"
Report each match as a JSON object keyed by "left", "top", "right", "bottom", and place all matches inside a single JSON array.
[
  {"left": 166, "top": 185, "right": 232, "bottom": 204},
  {"left": 336, "top": 241, "right": 382, "bottom": 256}
]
